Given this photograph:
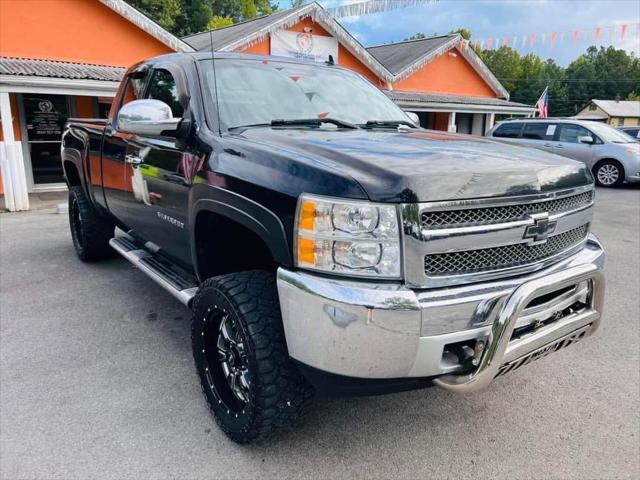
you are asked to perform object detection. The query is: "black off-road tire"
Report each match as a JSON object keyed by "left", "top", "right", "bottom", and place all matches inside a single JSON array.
[
  {"left": 191, "top": 270, "right": 314, "bottom": 444},
  {"left": 68, "top": 186, "right": 115, "bottom": 261},
  {"left": 593, "top": 160, "right": 625, "bottom": 187}
]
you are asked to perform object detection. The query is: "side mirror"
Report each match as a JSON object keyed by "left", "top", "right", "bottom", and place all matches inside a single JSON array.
[
  {"left": 404, "top": 111, "right": 420, "bottom": 126},
  {"left": 578, "top": 135, "right": 594, "bottom": 144},
  {"left": 117, "top": 99, "right": 181, "bottom": 137}
]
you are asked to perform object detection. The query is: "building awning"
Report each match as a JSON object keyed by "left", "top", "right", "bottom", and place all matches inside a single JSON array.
[
  {"left": 386, "top": 90, "right": 535, "bottom": 115},
  {"left": 0, "top": 57, "right": 125, "bottom": 96}
]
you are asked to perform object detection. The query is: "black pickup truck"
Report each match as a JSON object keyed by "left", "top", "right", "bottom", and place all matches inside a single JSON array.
[{"left": 62, "top": 52, "right": 605, "bottom": 443}]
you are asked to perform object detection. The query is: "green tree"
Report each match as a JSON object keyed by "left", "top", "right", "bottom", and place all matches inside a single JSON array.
[
  {"left": 449, "top": 27, "right": 471, "bottom": 41},
  {"left": 127, "top": 0, "right": 182, "bottom": 31},
  {"left": 481, "top": 45, "right": 522, "bottom": 93},
  {"left": 207, "top": 15, "right": 234, "bottom": 30}
]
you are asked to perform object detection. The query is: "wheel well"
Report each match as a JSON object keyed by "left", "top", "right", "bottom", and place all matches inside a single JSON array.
[
  {"left": 64, "top": 161, "right": 82, "bottom": 187},
  {"left": 194, "top": 210, "right": 277, "bottom": 280},
  {"left": 593, "top": 158, "right": 625, "bottom": 177}
]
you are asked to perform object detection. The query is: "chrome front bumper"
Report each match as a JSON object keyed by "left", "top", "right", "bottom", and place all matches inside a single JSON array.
[{"left": 277, "top": 234, "right": 605, "bottom": 393}]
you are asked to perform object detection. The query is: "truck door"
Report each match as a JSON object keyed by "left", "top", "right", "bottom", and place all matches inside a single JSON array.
[
  {"left": 102, "top": 72, "right": 148, "bottom": 223},
  {"left": 118, "top": 66, "right": 195, "bottom": 265}
]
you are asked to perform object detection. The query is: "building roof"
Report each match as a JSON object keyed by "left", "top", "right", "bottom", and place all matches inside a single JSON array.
[
  {"left": 386, "top": 90, "right": 534, "bottom": 113},
  {"left": 0, "top": 57, "right": 125, "bottom": 82},
  {"left": 99, "top": 0, "right": 194, "bottom": 52},
  {"left": 367, "top": 35, "right": 455, "bottom": 75},
  {"left": 591, "top": 99, "right": 640, "bottom": 118},
  {"left": 183, "top": 7, "right": 303, "bottom": 52}
]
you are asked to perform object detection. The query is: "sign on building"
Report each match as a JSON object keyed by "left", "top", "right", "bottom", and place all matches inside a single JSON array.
[{"left": 271, "top": 30, "right": 339, "bottom": 63}]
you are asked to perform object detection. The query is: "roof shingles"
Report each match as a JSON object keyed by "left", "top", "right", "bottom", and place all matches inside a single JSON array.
[
  {"left": 367, "top": 35, "right": 456, "bottom": 75},
  {"left": 0, "top": 57, "right": 125, "bottom": 82}
]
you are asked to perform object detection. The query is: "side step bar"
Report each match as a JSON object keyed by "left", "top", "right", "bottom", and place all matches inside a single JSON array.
[{"left": 109, "top": 236, "right": 199, "bottom": 306}]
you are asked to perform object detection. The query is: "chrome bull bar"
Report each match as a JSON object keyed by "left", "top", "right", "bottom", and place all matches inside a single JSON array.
[{"left": 434, "top": 263, "right": 605, "bottom": 393}]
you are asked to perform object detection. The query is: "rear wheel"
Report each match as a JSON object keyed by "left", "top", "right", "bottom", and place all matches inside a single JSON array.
[
  {"left": 191, "top": 270, "right": 314, "bottom": 444},
  {"left": 68, "top": 186, "right": 115, "bottom": 261},
  {"left": 594, "top": 160, "right": 624, "bottom": 187}
]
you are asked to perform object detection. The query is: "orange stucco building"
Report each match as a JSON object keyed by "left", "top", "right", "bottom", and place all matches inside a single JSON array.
[{"left": 1, "top": 0, "right": 532, "bottom": 211}]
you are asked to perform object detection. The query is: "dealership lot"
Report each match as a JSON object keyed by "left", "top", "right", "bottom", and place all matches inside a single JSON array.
[{"left": 1, "top": 186, "right": 638, "bottom": 480}]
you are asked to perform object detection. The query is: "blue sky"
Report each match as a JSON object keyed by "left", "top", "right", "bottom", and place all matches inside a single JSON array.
[{"left": 278, "top": 0, "right": 640, "bottom": 65}]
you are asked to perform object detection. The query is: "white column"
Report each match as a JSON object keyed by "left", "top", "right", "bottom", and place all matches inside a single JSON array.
[
  {"left": 0, "top": 92, "right": 29, "bottom": 211},
  {"left": 486, "top": 113, "right": 496, "bottom": 133},
  {"left": 447, "top": 111, "right": 457, "bottom": 133}
]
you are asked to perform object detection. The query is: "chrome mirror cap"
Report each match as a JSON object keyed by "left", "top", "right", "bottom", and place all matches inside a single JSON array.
[{"left": 117, "top": 99, "right": 181, "bottom": 137}]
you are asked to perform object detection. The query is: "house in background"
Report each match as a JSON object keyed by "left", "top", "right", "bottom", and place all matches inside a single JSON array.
[
  {"left": 576, "top": 99, "right": 640, "bottom": 126},
  {"left": 0, "top": 0, "right": 192, "bottom": 210},
  {"left": 184, "top": 3, "right": 534, "bottom": 136}
]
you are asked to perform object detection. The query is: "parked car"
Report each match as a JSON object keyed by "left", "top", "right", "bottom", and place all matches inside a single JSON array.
[
  {"left": 62, "top": 53, "right": 605, "bottom": 443},
  {"left": 618, "top": 126, "right": 640, "bottom": 140},
  {"left": 487, "top": 118, "right": 640, "bottom": 187}
]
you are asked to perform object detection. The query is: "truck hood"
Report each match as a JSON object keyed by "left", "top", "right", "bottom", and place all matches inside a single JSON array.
[{"left": 236, "top": 128, "right": 593, "bottom": 203}]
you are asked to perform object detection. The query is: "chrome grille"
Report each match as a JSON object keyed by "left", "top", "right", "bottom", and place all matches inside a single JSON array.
[
  {"left": 421, "top": 191, "right": 593, "bottom": 229},
  {"left": 424, "top": 224, "right": 589, "bottom": 276}
]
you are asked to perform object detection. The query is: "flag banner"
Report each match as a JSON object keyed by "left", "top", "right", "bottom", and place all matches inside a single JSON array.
[{"left": 271, "top": 30, "right": 339, "bottom": 63}]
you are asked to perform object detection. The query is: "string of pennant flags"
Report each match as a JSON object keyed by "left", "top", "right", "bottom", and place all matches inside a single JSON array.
[{"left": 467, "top": 22, "right": 640, "bottom": 51}]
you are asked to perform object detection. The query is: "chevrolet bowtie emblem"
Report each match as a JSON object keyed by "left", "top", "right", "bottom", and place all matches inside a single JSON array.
[{"left": 523, "top": 213, "right": 557, "bottom": 244}]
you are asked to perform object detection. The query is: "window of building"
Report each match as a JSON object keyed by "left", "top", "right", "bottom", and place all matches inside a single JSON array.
[
  {"left": 522, "top": 122, "right": 556, "bottom": 140},
  {"left": 492, "top": 122, "right": 523, "bottom": 138},
  {"left": 146, "top": 69, "right": 184, "bottom": 118},
  {"left": 588, "top": 104, "right": 597, "bottom": 111}
]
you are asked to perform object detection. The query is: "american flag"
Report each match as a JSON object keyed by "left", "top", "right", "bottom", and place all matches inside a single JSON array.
[{"left": 536, "top": 87, "right": 549, "bottom": 118}]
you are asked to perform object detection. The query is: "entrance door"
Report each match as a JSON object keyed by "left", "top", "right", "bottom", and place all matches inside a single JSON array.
[{"left": 21, "top": 94, "right": 69, "bottom": 188}]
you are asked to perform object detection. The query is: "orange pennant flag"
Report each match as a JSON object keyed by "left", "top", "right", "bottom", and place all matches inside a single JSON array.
[
  {"left": 595, "top": 26, "right": 601, "bottom": 41},
  {"left": 621, "top": 24, "right": 628, "bottom": 40},
  {"left": 572, "top": 30, "right": 580, "bottom": 43},
  {"left": 550, "top": 32, "right": 556, "bottom": 46}
]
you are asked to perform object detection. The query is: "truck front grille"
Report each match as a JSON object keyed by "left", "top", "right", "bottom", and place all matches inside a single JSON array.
[
  {"left": 423, "top": 224, "right": 589, "bottom": 276},
  {"left": 421, "top": 190, "right": 593, "bottom": 229}
]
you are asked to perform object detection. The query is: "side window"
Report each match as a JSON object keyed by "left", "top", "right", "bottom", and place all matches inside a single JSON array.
[
  {"left": 557, "top": 124, "right": 592, "bottom": 144},
  {"left": 146, "top": 69, "right": 184, "bottom": 118},
  {"left": 109, "top": 75, "right": 146, "bottom": 119},
  {"left": 492, "top": 122, "right": 523, "bottom": 138},
  {"left": 522, "top": 123, "right": 556, "bottom": 141}
]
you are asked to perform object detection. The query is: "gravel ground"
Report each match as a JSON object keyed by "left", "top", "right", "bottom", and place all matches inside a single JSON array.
[{"left": 1, "top": 186, "right": 638, "bottom": 480}]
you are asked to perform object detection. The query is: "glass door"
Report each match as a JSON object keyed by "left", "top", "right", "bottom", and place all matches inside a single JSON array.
[{"left": 22, "top": 94, "right": 69, "bottom": 187}]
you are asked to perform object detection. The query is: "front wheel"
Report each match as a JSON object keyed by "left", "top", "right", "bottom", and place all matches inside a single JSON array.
[
  {"left": 594, "top": 160, "right": 624, "bottom": 187},
  {"left": 68, "top": 186, "right": 115, "bottom": 261},
  {"left": 191, "top": 271, "right": 314, "bottom": 444}
]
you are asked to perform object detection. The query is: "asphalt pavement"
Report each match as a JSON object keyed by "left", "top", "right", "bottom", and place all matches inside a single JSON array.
[{"left": 1, "top": 186, "right": 639, "bottom": 479}]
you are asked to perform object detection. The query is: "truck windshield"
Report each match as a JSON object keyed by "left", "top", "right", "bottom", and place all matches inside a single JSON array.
[{"left": 199, "top": 58, "right": 409, "bottom": 130}]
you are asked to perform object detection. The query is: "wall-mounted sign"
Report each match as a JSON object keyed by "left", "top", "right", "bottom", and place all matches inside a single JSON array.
[
  {"left": 271, "top": 30, "right": 339, "bottom": 63},
  {"left": 23, "top": 94, "right": 68, "bottom": 142}
]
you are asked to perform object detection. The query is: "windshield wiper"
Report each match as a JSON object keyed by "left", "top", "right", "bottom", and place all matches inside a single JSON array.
[
  {"left": 360, "top": 120, "right": 416, "bottom": 129},
  {"left": 270, "top": 118, "right": 359, "bottom": 129}
]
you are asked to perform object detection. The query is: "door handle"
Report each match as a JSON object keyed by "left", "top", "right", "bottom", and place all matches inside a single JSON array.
[
  {"left": 544, "top": 143, "right": 552, "bottom": 147},
  {"left": 554, "top": 144, "right": 563, "bottom": 148},
  {"left": 125, "top": 154, "right": 143, "bottom": 166}
]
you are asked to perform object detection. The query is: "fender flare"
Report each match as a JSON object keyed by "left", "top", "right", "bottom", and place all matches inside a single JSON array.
[{"left": 189, "top": 184, "right": 293, "bottom": 279}]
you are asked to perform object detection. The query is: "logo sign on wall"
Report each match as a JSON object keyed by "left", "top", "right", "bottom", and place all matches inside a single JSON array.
[{"left": 271, "top": 30, "right": 339, "bottom": 63}]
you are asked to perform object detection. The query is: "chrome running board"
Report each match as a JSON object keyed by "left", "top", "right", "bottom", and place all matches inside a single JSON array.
[{"left": 109, "top": 236, "right": 198, "bottom": 306}]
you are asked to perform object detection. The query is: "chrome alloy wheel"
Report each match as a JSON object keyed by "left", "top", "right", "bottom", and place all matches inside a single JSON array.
[
  {"left": 216, "top": 313, "right": 250, "bottom": 404},
  {"left": 597, "top": 163, "right": 620, "bottom": 186}
]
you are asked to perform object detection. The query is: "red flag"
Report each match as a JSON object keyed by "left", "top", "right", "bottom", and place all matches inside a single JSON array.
[
  {"left": 572, "top": 30, "right": 580, "bottom": 43},
  {"left": 503, "top": 36, "right": 509, "bottom": 48},
  {"left": 530, "top": 34, "right": 536, "bottom": 47},
  {"left": 550, "top": 32, "right": 557, "bottom": 46},
  {"left": 487, "top": 37, "right": 494, "bottom": 49},
  {"left": 621, "top": 24, "right": 628, "bottom": 40},
  {"left": 459, "top": 39, "right": 466, "bottom": 50},
  {"left": 595, "top": 27, "right": 602, "bottom": 41}
]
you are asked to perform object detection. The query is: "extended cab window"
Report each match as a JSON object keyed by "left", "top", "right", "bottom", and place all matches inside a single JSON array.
[
  {"left": 146, "top": 69, "right": 184, "bottom": 118},
  {"left": 493, "top": 122, "right": 523, "bottom": 138},
  {"left": 522, "top": 123, "right": 556, "bottom": 141},
  {"left": 557, "top": 124, "right": 595, "bottom": 143}
]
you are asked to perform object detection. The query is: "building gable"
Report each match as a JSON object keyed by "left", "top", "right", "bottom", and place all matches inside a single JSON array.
[
  {"left": 392, "top": 47, "right": 497, "bottom": 97},
  {"left": 0, "top": 0, "right": 177, "bottom": 66}
]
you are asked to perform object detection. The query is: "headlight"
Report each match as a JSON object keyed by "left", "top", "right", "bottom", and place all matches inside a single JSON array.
[{"left": 295, "top": 194, "right": 401, "bottom": 279}]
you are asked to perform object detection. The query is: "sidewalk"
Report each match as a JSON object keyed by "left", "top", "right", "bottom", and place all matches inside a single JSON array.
[{"left": 0, "top": 190, "right": 68, "bottom": 213}]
